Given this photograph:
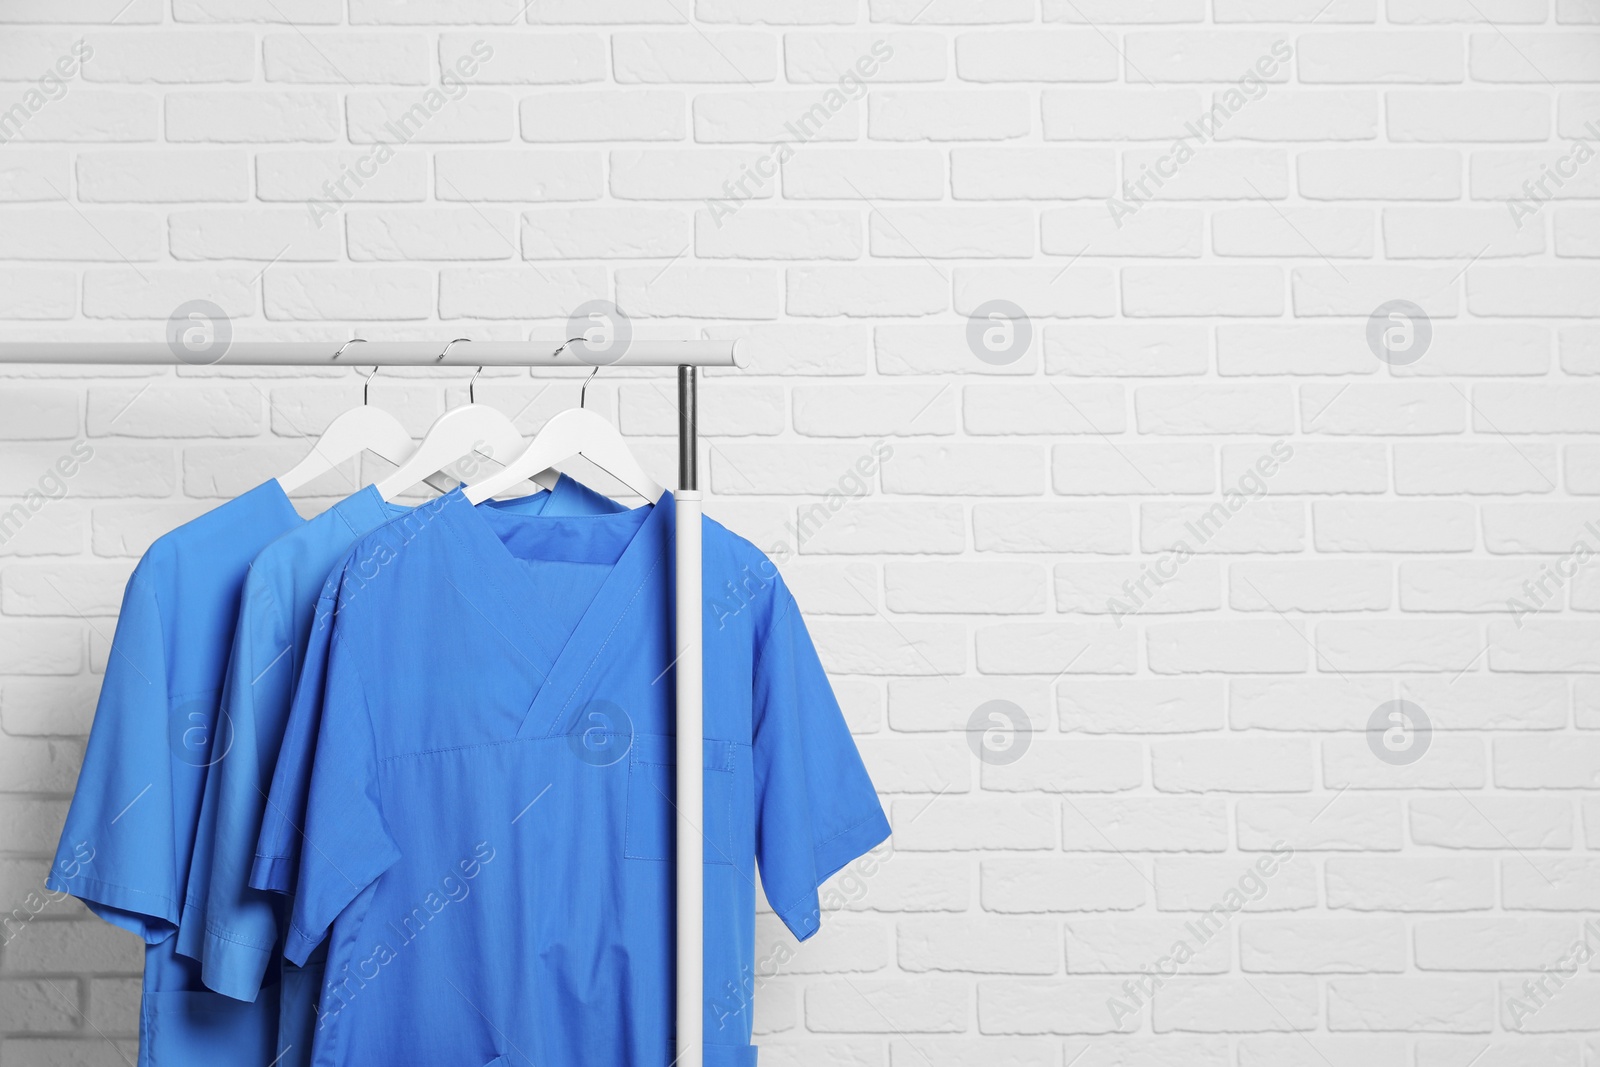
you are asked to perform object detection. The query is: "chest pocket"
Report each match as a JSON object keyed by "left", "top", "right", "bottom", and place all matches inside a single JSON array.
[{"left": 624, "top": 733, "right": 735, "bottom": 866}]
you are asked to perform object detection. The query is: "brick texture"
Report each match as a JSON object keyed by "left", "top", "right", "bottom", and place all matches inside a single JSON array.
[{"left": 1, "top": 4, "right": 1597, "bottom": 1066}]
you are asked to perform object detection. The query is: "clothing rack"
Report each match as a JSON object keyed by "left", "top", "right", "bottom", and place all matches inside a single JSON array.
[{"left": 0, "top": 337, "right": 741, "bottom": 1067}]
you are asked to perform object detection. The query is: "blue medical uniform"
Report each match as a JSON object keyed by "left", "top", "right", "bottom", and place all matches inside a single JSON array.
[
  {"left": 256, "top": 491, "right": 889, "bottom": 1067},
  {"left": 47, "top": 480, "right": 304, "bottom": 1067},
  {"left": 175, "top": 476, "right": 623, "bottom": 1067}
]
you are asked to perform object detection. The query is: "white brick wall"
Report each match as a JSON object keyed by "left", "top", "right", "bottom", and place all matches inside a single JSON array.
[{"left": 1, "top": 3, "right": 1598, "bottom": 1065}]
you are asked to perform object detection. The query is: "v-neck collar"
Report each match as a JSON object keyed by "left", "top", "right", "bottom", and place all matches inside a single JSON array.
[{"left": 441, "top": 488, "right": 671, "bottom": 741}]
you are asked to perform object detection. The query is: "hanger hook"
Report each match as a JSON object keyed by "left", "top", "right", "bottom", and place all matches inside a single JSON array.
[
  {"left": 331, "top": 337, "right": 367, "bottom": 362},
  {"left": 552, "top": 336, "right": 588, "bottom": 360},
  {"left": 438, "top": 337, "right": 470, "bottom": 364},
  {"left": 580, "top": 365, "right": 599, "bottom": 410},
  {"left": 469, "top": 366, "right": 483, "bottom": 405},
  {"left": 334, "top": 338, "right": 378, "bottom": 404}
]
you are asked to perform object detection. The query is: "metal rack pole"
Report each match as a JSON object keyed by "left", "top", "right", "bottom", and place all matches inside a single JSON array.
[
  {"left": 0, "top": 339, "right": 738, "bottom": 367},
  {"left": 674, "top": 364, "right": 703, "bottom": 1067}
]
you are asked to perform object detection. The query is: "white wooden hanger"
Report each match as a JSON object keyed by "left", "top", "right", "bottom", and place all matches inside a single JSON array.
[
  {"left": 374, "top": 341, "right": 558, "bottom": 503},
  {"left": 278, "top": 340, "right": 426, "bottom": 494},
  {"left": 464, "top": 364, "right": 664, "bottom": 506}
]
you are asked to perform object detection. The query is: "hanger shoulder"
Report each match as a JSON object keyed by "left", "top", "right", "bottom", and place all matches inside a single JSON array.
[
  {"left": 465, "top": 408, "right": 663, "bottom": 505},
  {"left": 374, "top": 404, "right": 534, "bottom": 501},
  {"left": 327, "top": 406, "right": 414, "bottom": 464},
  {"left": 277, "top": 406, "right": 415, "bottom": 495}
]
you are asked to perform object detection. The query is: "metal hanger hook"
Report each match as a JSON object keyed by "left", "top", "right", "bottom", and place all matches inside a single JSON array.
[
  {"left": 437, "top": 337, "right": 470, "bottom": 364},
  {"left": 331, "top": 337, "right": 367, "bottom": 362},
  {"left": 580, "top": 365, "right": 598, "bottom": 410},
  {"left": 363, "top": 365, "right": 380, "bottom": 405},
  {"left": 468, "top": 366, "right": 483, "bottom": 405},
  {"left": 552, "top": 336, "right": 588, "bottom": 360}
]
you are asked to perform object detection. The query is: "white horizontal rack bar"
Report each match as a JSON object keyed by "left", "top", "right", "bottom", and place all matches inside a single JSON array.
[{"left": 0, "top": 339, "right": 741, "bottom": 368}]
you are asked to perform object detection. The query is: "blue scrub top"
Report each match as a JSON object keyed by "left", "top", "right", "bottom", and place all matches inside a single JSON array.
[
  {"left": 257, "top": 491, "right": 889, "bottom": 1067},
  {"left": 47, "top": 479, "right": 304, "bottom": 1067},
  {"left": 175, "top": 477, "right": 624, "bottom": 1067}
]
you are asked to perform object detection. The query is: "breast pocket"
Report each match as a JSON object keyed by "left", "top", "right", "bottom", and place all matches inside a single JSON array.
[{"left": 625, "top": 733, "right": 735, "bottom": 865}]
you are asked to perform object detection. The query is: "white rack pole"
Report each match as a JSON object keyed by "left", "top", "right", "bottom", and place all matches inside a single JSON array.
[
  {"left": 0, "top": 339, "right": 739, "bottom": 367},
  {"left": 674, "top": 365, "right": 703, "bottom": 1067}
]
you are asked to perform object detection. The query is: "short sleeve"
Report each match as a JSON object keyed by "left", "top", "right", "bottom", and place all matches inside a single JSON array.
[
  {"left": 195, "top": 575, "right": 293, "bottom": 1000},
  {"left": 46, "top": 572, "right": 181, "bottom": 942},
  {"left": 250, "top": 579, "right": 337, "bottom": 895},
  {"left": 172, "top": 579, "right": 273, "bottom": 966},
  {"left": 752, "top": 586, "right": 890, "bottom": 942},
  {"left": 281, "top": 625, "right": 399, "bottom": 966}
]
